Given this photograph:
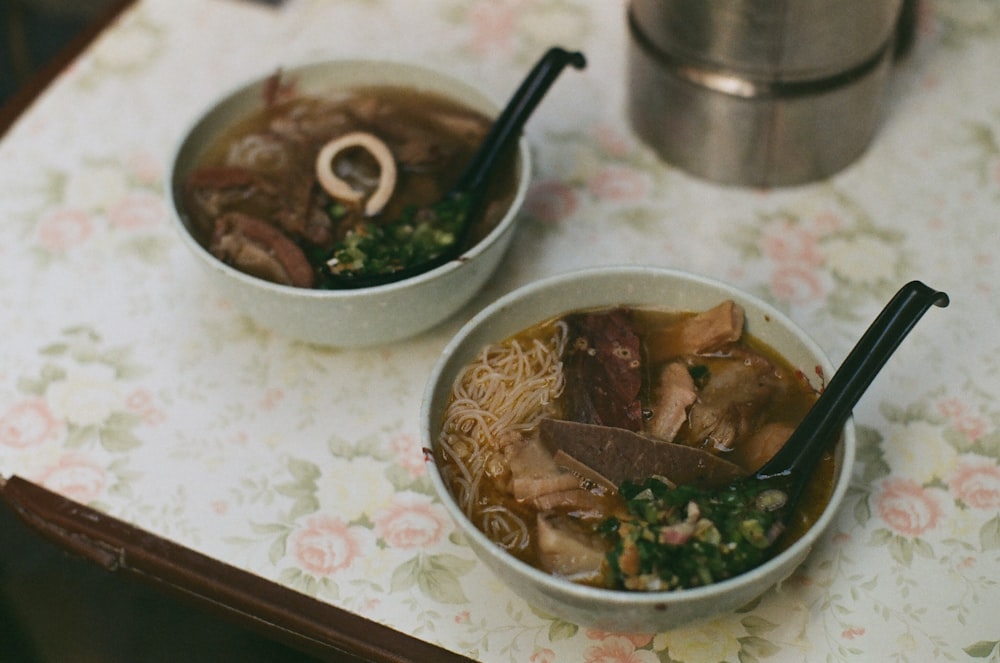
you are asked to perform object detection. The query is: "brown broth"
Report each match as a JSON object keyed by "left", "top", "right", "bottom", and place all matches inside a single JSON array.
[
  {"left": 437, "top": 305, "right": 837, "bottom": 586},
  {"left": 631, "top": 307, "right": 821, "bottom": 471},
  {"left": 182, "top": 85, "right": 519, "bottom": 286}
]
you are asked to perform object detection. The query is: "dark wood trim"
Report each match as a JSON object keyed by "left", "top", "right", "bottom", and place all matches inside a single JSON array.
[
  {"left": 2, "top": 475, "right": 475, "bottom": 662},
  {"left": 0, "top": 0, "right": 137, "bottom": 139}
]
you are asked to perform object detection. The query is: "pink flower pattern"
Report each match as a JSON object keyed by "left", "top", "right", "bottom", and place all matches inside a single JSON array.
[
  {"left": 125, "top": 387, "right": 165, "bottom": 425},
  {"left": 937, "top": 398, "right": 990, "bottom": 442},
  {"left": 291, "top": 515, "right": 366, "bottom": 576},
  {"left": 389, "top": 433, "right": 425, "bottom": 479},
  {"left": 760, "top": 219, "right": 824, "bottom": 266},
  {"left": 466, "top": 1, "right": 521, "bottom": 55},
  {"left": 373, "top": 491, "right": 449, "bottom": 550},
  {"left": 530, "top": 648, "right": 556, "bottom": 663},
  {"left": 587, "top": 166, "right": 649, "bottom": 203},
  {"left": 37, "top": 453, "right": 108, "bottom": 503},
  {"left": 524, "top": 179, "right": 578, "bottom": 224},
  {"left": 107, "top": 191, "right": 165, "bottom": 230},
  {"left": 948, "top": 456, "right": 1000, "bottom": 509},
  {"left": 876, "top": 478, "right": 944, "bottom": 537},
  {"left": 0, "top": 397, "right": 64, "bottom": 448},
  {"left": 36, "top": 208, "right": 93, "bottom": 253},
  {"left": 583, "top": 635, "right": 658, "bottom": 663},
  {"left": 769, "top": 264, "right": 826, "bottom": 304}
]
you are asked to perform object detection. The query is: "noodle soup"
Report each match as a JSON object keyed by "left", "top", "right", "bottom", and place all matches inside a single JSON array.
[{"left": 435, "top": 303, "right": 835, "bottom": 590}]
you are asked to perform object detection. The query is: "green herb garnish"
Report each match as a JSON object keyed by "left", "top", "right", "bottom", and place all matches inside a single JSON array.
[
  {"left": 323, "top": 193, "right": 471, "bottom": 284},
  {"left": 601, "top": 476, "right": 790, "bottom": 591}
]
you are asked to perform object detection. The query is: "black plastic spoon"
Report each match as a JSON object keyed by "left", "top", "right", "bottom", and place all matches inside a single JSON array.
[
  {"left": 754, "top": 280, "right": 950, "bottom": 506},
  {"left": 323, "top": 47, "right": 587, "bottom": 288},
  {"left": 604, "top": 281, "right": 949, "bottom": 590}
]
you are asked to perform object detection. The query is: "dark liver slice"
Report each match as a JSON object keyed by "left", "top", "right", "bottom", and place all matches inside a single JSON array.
[{"left": 540, "top": 418, "right": 746, "bottom": 490}]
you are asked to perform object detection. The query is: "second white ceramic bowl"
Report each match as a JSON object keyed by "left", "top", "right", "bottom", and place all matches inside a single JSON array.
[{"left": 422, "top": 266, "right": 856, "bottom": 632}]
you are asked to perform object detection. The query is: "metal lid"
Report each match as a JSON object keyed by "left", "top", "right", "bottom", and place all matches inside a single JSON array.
[{"left": 630, "top": 0, "right": 903, "bottom": 82}]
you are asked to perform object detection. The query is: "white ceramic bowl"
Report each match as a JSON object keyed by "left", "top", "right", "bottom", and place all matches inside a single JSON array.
[
  {"left": 422, "top": 266, "right": 856, "bottom": 632},
  {"left": 167, "top": 60, "right": 531, "bottom": 347}
]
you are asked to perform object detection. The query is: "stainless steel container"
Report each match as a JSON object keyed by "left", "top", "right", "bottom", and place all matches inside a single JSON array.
[{"left": 627, "top": 0, "right": 905, "bottom": 187}]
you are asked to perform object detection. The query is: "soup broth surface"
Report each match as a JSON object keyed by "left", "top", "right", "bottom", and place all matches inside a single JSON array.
[
  {"left": 181, "top": 82, "right": 518, "bottom": 288},
  {"left": 436, "top": 304, "right": 835, "bottom": 589}
]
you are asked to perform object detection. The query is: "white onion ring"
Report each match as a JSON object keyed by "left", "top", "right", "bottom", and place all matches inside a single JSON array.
[{"left": 314, "top": 131, "right": 397, "bottom": 217}]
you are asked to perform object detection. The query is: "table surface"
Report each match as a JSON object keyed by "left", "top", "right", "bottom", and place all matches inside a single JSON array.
[{"left": 1, "top": 1, "right": 998, "bottom": 660}]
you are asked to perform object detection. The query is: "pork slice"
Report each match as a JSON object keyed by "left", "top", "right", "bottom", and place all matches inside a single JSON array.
[
  {"left": 645, "top": 362, "right": 697, "bottom": 442},
  {"left": 268, "top": 102, "right": 356, "bottom": 143},
  {"left": 553, "top": 449, "right": 616, "bottom": 492},
  {"left": 687, "top": 349, "right": 779, "bottom": 452},
  {"left": 536, "top": 514, "right": 607, "bottom": 582},
  {"left": 529, "top": 488, "right": 607, "bottom": 518},
  {"left": 647, "top": 300, "right": 745, "bottom": 362},
  {"left": 508, "top": 434, "right": 580, "bottom": 502},
  {"left": 271, "top": 161, "right": 317, "bottom": 240},
  {"left": 209, "top": 212, "right": 315, "bottom": 288},
  {"left": 182, "top": 166, "right": 279, "bottom": 241},
  {"left": 539, "top": 418, "right": 745, "bottom": 490}
]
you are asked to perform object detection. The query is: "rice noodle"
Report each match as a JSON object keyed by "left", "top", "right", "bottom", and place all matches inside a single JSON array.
[{"left": 438, "top": 320, "right": 567, "bottom": 550}]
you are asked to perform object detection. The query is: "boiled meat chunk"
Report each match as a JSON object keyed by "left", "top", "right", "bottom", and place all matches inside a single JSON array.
[
  {"left": 502, "top": 432, "right": 605, "bottom": 515},
  {"left": 507, "top": 432, "right": 579, "bottom": 502},
  {"left": 647, "top": 300, "right": 745, "bottom": 361},
  {"left": 686, "top": 349, "right": 781, "bottom": 452},
  {"left": 645, "top": 362, "right": 697, "bottom": 442},
  {"left": 536, "top": 514, "right": 607, "bottom": 582}
]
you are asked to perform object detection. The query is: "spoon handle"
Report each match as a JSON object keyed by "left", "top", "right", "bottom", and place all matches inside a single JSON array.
[
  {"left": 756, "top": 281, "right": 950, "bottom": 484},
  {"left": 456, "top": 47, "right": 586, "bottom": 196}
]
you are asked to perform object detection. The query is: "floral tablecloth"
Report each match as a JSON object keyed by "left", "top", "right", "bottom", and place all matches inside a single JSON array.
[{"left": 2, "top": 1, "right": 999, "bottom": 661}]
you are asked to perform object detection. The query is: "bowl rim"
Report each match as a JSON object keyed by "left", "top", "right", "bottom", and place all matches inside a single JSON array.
[
  {"left": 165, "top": 57, "right": 533, "bottom": 297},
  {"left": 421, "top": 265, "right": 857, "bottom": 608}
]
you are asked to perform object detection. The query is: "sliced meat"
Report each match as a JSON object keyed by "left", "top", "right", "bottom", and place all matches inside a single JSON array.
[
  {"left": 209, "top": 212, "right": 315, "bottom": 288},
  {"left": 562, "top": 309, "right": 643, "bottom": 431},
  {"left": 507, "top": 433, "right": 580, "bottom": 502},
  {"left": 686, "top": 349, "right": 780, "bottom": 453},
  {"left": 182, "top": 166, "right": 279, "bottom": 242},
  {"left": 552, "top": 449, "right": 617, "bottom": 492},
  {"left": 269, "top": 162, "right": 319, "bottom": 240},
  {"left": 183, "top": 156, "right": 321, "bottom": 252},
  {"left": 645, "top": 362, "right": 697, "bottom": 442},
  {"left": 647, "top": 300, "right": 745, "bottom": 362},
  {"left": 536, "top": 514, "right": 607, "bottom": 582},
  {"left": 529, "top": 488, "right": 607, "bottom": 518},
  {"left": 539, "top": 418, "right": 745, "bottom": 490},
  {"left": 268, "top": 100, "right": 357, "bottom": 144}
]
